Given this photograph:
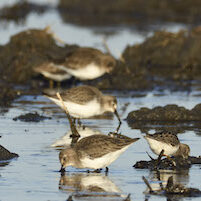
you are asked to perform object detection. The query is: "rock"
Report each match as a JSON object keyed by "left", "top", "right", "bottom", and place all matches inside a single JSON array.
[
  {"left": 123, "top": 28, "right": 201, "bottom": 89},
  {"left": 58, "top": 0, "right": 201, "bottom": 27},
  {"left": 127, "top": 104, "right": 201, "bottom": 124},
  {"left": 13, "top": 112, "right": 51, "bottom": 122},
  {"left": 0, "top": 145, "right": 19, "bottom": 161}
]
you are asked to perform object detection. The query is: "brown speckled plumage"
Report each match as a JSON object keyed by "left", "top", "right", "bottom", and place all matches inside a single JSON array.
[
  {"left": 75, "top": 134, "right": 140, "bottom": 159},
  {"left": 48, "top": 85, "right": 103, "bottom": 105},
  {"left": 145, "top": 131, "right": 180, "bottom": 147}
]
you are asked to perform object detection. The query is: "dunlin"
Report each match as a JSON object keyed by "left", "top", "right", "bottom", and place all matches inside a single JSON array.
[
  {"left": 144, "top": 131, "right": 190, "bottom": 159},
  {"left": 59, "top": 134, "right": 139, "bottom": 172},
  {"left": 34, "top": 62, "right": 71, "bottom": 88},
  {"left": 44, "top": 85, "right": 121, "bottom": 123},
  {"left": 60, "top": 47, "right": 116, "bottom": 80},
  {"left": 51, "top": 126, "right": 101, "bottom": 147}
]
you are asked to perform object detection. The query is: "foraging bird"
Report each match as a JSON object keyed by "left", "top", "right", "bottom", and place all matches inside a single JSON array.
[
  {"left": 144, "top": 131, "right": 190, "bottom": 159},
  {"left": 59, "top": 134, "right": 139, "bottom": 172},
  {"left": 44, "top": 85, "right": 121, "bottom": 123}
]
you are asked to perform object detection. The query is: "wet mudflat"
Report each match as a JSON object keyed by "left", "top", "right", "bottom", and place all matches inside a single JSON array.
[{"left": 1, "top": 1, "right": 201, "bottom": 201}]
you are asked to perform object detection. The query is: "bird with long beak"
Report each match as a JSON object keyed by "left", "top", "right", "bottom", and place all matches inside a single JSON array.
[{"left": 44, "top": 85, "right": 121, "bottom": 124}]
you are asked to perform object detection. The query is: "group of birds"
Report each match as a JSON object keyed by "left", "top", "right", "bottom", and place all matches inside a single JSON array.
[
  {"left": 34, "top": 47, "right": 116, "bottom": 88},
  {"left": 34, "top": 46, "right": 190, "bottom": 173}
]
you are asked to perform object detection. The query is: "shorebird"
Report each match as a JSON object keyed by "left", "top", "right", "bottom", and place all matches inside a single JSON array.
[
  {"left": 144, "top": 131, "right": 190, "bottom": 159},
  {"left": 59, "top": 47, "right": 116, "bottom": 80},
  {"left": 44, "top": 85, "right": 121, "bottom": 123},
  {"left": 59, "top": 134, "right": 139, "bottom": 172},
  {"left": 34, "top": 62, "right": 71, "bottom": 88}
]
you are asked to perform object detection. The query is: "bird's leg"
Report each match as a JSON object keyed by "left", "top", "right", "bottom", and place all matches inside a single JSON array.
[
  {"left": 57, "top": 81, "right": 61, "bottom": 89},
  {"left": 72, "top": 117, "right": 76, "bottom": 125},
  {"left": 105, "top": 167, "right": 109, "bottom": 173},
  {"left": 49, "top": 79, "right": 54, "bottom": 89},
  {"left": 77, "top": 118, "right": 82, "bottom": 127},
  {"left": 114, "top": 110, "right": 122, "bottom": 133},
  {"left": 59, "top": 166, "right": 65, "bottom": 176}
]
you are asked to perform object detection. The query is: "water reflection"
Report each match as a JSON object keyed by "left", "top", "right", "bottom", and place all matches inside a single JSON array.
[
  {"left": 59, "top": 172, "right": 125, "bottom": 200},
  {"left": 51, "top": 126, "right": 101, "bottom": 147},
  {"left": 144, "top": 169, "right": 189, "bottom": 197}
]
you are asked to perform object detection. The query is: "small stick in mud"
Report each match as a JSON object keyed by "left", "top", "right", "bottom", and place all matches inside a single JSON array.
[
  {"left": 155, "top": 149, "right": 164, "bottom": 168},
  {"left": 56, "top": 92, "right": 80, "bottom": 146},
  {"left": 146, "top": 151, "right": 154, "bottom": 160},
  {"left": 142, "top": 176, "right": 154, "bottom": 193},
  {"left": 124, "top": 193, "right": 131, "bottom": 201}
]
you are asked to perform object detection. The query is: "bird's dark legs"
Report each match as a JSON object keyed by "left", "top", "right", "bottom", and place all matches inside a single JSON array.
[
  {"left": 49, "top": 79, "right": 54, "bottom": 89},
  {"left": 105, "top": 167, "right": 109, "bottom": 173},
  {"left": 57, "top": 81, "right": 61, "bottom": 88}
]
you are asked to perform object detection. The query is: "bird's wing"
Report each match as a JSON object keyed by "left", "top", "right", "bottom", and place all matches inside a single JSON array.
[
  {"left": 60, "top": 85, "right": 102, "bottom": 104},
  {"left": 64, "top": 48, "right": 102, "bottom": 69},
  {"left": 44, "top": 85, "right": 102, "bottom": 105},
  {"left": 76, "top": 134, "right": 139, "bottom": 159}
]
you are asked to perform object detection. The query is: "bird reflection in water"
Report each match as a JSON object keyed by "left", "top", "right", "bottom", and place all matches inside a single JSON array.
[
  {"left": 59, "top": 172, "right": 128, "bottom": 200},
  {"left": 51, "top": 126, "right": 101, "bottom": 148}
]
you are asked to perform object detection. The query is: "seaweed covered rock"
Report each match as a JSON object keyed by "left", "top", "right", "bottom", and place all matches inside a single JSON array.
[
  {"left": 0, "top": 83, "right": 18, "bottom": 107},
  {"left": 123, "top": 28, "right": 201, "bottom": 88},
  {"left": 13, "top": 112, "right": 51, "bottom": 122},
  {"left": 134, "top": 155, "right": 201, "bottom": 170},
  {"left": 134, "top": 157, "right": 191, "bottom": 170},
  {"left": 93, "top": 60, "right": 152, "bottom": 90},
  {"left": 58, "top": 0, "right": 201, "bottom": 27},
  {"left": 127, "top": 104, "right": 201, "bottom": 124},
  {"left": 0, "top": 145, "right": 19, "bottom": 161},
  {"left": 0, "top": 28, "right": 77, "bottom": 84},
  {"left": 0, "top": 2, "right": 47, "bottom": 22}
]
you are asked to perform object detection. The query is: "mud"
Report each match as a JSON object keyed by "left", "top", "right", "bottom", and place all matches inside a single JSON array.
[
  {"left": 0, "top": 2, "right": 48, "bottom": 23},
  {"left": 134, "top": 156, "right": 201, "bottom": 170},
  {"left": 123, "top": 27, "right": 201, "bottom": 89},
  {"left": 2, "top": 27, "right": 201, "bottom": 92},
  {"left": 58, "top": 0, "right": 201, "bottom": 27},
  {"left": 13, "top": 112, "right": 51, "bottom": 122},
  {"left": 127, "top": 104, "right": 201, "bottom": 125},
  {"left": 0, "top": 29, "right": 78, "bottom": 84},
  {"left": 0, "top": 145, "right": 19, "bottom": 161},
  {"left": 0, "top": 83, "right": 18, "bottom": 107}
]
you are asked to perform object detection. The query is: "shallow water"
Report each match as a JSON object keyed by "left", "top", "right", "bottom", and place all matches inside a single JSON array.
[
  {"left": 1, "top": 91, "right": 201, "bottom": 201},
  {"left": 0, "top": 1, "right": 201, "bottom": 200}
]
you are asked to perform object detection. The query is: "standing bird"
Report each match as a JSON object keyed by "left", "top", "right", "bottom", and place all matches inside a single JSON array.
[
  {"left": 144, "top": 131, "right": 190, "bottom": 159},
  {"left": 59, "top": 134, "right": 140, "bottom": 172},
  {"left": 44, "top": 85, "right": 121, "bottom": 123},
  {"left": 59, "top": 47, "right": 116, "bottom": 80}
]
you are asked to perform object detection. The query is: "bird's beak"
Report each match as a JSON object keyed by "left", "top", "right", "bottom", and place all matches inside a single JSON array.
[{"left": 114, "top": 109, "right": 121, "bottom": 124}]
